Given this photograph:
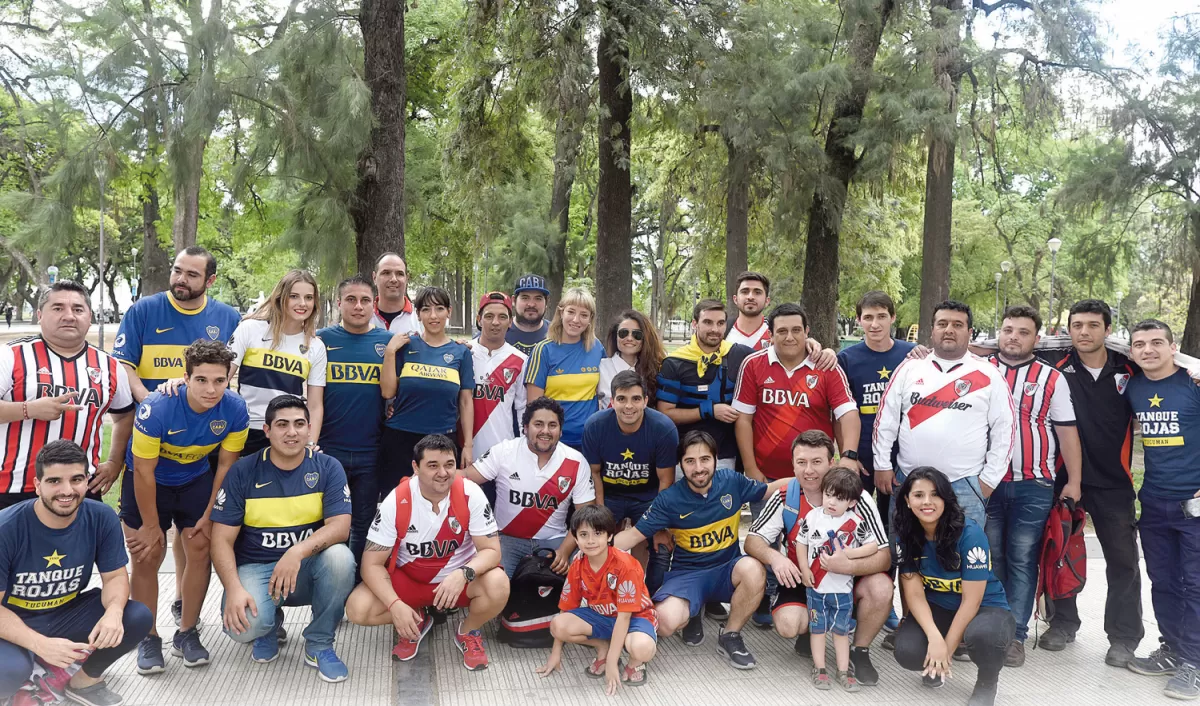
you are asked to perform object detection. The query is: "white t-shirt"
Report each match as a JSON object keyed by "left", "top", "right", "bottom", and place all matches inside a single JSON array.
[
  {"left": 798, "top": 506, "right": 875, "bottom": 594},
  {"left": 470, "top": 342, "right": 528, "bottom": 458},
  {"left": 472, "top": 437, "right": 595, "bottom": 540},
  {"left": 229, "top": 319, "right": 327, "bottom": 426},
  {"left": 368, "top": 477, "right": 497, "bottom": 584},
  {"left": 597, "top": 354, "right": 633, "bottom": 410},
  {"left": 1083, "top": 364, "right": 1103, "bottom": 381}
]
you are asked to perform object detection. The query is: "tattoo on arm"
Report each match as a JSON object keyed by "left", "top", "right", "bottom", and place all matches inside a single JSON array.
[{"left": 364, "top": 541, "right": 391, "bottom": 553}]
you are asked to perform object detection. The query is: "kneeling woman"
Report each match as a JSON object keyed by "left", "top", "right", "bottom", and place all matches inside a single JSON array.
[
  {"left": 537, "top": 505, "right": 657, "bottom": 694},
  {"left": 892, "top": 467, "right": 1015, "bottom": 706}
]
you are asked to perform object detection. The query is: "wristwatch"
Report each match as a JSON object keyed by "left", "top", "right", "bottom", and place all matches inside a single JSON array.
[
  {"left": 461, "top": 566, "right": 476, "bottom": 582},
  {"left": 842, "top": 450, "right": 859, "bottom": 461}
]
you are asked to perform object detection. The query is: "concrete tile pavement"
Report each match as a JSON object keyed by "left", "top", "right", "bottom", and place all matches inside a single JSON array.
[{"left": 93, "top": 536, "right": 1174, "bottom": 705}]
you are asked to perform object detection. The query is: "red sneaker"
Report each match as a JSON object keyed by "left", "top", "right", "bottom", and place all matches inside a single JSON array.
[
  {"left": 391, "top": 614, "right": 434, "bottom": 662},
  {"left": 453, "top": 624, "right": 489, "bottom": 671}
]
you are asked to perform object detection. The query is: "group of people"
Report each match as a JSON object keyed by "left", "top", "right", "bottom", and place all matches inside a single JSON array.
[{"left": 0, "top": 250, "right": 1195, "bottom": 706}]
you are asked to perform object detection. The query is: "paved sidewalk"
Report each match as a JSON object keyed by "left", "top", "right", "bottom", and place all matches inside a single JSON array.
[{"left": 97, "top": 536, "right": 1173, "bottom": 706}]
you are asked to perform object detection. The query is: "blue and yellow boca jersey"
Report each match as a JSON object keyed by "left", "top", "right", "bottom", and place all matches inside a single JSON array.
[
  {"left": 1127, "top": 368, "right": 1200, "bottom": 500},
  {"left": 112, "top": 292, "right": 242, "bottom": 390},
  {"left": 126, "top": 388, "right": 250, "bottom": 486},
  {"left": 386, "top": 337, "right": 474, "bottom": 435},
  {"left": 210, "top": 449, "right": 351, "bottom": 564},
  {"left": 525, "top": 338, "right": 604, "bottom": 448},
  {"left": 316, "top": 325, "right": 393, "bottom": 453},
  {"left": 635, "top": 468, "right": 767, "bottom": 571},
  {"left": 897, "top": 519, "right": 1008, "bottom": 612}
]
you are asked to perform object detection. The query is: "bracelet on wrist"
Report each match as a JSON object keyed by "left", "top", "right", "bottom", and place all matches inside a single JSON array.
[
  {"left": 388, "top": 598, "right": 402, "bottom": 612},
  {"left": 22, "top": 401, "right": 29, "bottom": 420}
]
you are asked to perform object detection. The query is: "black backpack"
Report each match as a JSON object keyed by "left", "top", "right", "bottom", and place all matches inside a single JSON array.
[{"left": 496, "top": 548, "right": 564, "bottom": 649}]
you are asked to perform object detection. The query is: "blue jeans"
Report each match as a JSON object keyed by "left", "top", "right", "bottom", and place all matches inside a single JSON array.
[
  {"left": 222, "top": 544, "right": 356, "bottom": 652},
  {"left": 324, "top": 447, "right": 378, "bottom": 579},
  {"left": 985, "top": 479, "right": 1054, "bottom": 641},
  {"left": 1139, "top": 491, "right": 1200, "bottom": 665},
  {"left": 891, "top": 472, "right": 988, "bottom": 530},
  {"left": 499, "top": 534, "right": 565, "bottom": 578}
]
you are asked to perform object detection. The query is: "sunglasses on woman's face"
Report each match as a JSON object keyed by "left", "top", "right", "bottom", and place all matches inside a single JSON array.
[{"left": 618, "top": 328, "right": 644, "bottom": 341}]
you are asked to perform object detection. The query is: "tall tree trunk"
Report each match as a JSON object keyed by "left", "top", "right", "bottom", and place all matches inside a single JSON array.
[
  {"left": 171, "top": 139, "right": 205, "bottom": 251},
  {"left": 547, "top": 114, "right": 582, "bottom": 313},
  {"left": 140, "top": 97, "right": 172, "bottom": 296},
  {"left": 800, "top": 0, "right": 895, "bottom": 347},
  {"left": 595, "top": 0, "right": 634, "bottom": 331},
  {"left": 1182, "top": 211, "right": 1200, "bottom": 355},
  {"left": 917, "top": 0, "right": 964, "bottom": 344},
  {"left": 353, "top": 0, "right": 407, "bottom": 273},
  {"left": 723, "top": 134, "right": 750, "bottom": 309}
]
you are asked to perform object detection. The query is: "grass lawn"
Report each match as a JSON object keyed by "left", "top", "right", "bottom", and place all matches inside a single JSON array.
[{"left": 98, "top": 424, "right": 121, "bottom": 510}]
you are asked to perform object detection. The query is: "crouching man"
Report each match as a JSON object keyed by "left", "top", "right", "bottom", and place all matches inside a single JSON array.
[{"left": 346, "top": 434, "right": 509, "bottom": 671}]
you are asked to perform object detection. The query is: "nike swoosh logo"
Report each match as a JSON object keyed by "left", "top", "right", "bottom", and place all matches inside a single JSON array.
[
  {"left": 679, "top": 511, "right": 695, "bottom": 519},
  {"left": 327, "top": 346, "right": 343, "bottom": 350},
  {"left": 255, "top": 482, "right": 273, "bottom": 489},
  {"left": 407, "top": 350, "right": 419, "bottom": 355},
  {"left": 156, "top": 327, "right": 173, "bottom": 334},
  {"left": 167, "top": 429, "right": 186, "bottom": 435}
]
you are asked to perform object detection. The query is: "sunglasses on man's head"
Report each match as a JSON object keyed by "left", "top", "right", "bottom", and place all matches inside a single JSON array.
[{"left": 618, "top": 328, "right": 644, "bottom": 341}]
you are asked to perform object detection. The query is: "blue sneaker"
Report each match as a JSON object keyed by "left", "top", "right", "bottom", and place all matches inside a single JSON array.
[
  {"left": 883, "top": 608, "right": 901, "bottom": 634},
  {"left": 305, "top": 647, "right": 349, "bottom": 683},
  {"left": 171, "top": 627, "right": 211, "bottom": 667},
  {"left": 136, "top": 635, "right": 165, "bottom": 675},
  {"left": 252, "top": 633, "right": 280, "bottom": 663}
]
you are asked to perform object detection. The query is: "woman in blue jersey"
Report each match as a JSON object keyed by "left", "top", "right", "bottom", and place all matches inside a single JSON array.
[
  {"left": 379, "top": 286, "right": 474, "bottom": 494},
  {"left": 525, "top": 288, "right": 604, "bottom": 450},
  {"left": 891, "top": 467, "right": 1015, "bottom": 706}
]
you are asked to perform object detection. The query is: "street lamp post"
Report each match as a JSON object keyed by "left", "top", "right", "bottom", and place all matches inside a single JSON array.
[
  {"left": 96, "top": 160, "right": 108, "bottom": 349},
  {"left": 1115, "top": 290, "right": 1123, "bottom": 338},
  {"left": 1047, "top": 238, "right": 1062, "bottom": 334},
  {"left": 1001, "top": 260, "right": 1013, "bottom": 310},
  {"left": 994, "top": 272, "right": 1003, "bottom": 336},
  {"left": 132, "top": 247, "right": 139, "bottom": 300}
]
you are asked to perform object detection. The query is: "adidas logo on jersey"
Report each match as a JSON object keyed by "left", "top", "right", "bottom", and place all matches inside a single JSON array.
[
  {"left": 1063, "top": 365, "right": 1076, "bottom": 373},
  {"left": 407, "top": 524, "right": 417, "bottom": 533},
  {"left": 509, "top": 471, "right": 520, "bottom": 479},
  {"left": 764, "top": 376, "right": 775, "bottom": 384},
  {"left": 36, "top": 367, "right": 51, "bottom": 376},
  {"left": 914, "top": 378, "right": 924, "bottom": 385}
]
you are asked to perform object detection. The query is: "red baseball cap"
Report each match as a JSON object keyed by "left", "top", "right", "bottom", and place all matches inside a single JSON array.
[{"left": 477, "top": 291, "right": 513, "bottom": 316}]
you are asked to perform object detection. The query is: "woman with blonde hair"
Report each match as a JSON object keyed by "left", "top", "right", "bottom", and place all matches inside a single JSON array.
[
  {"left": 525, "top": 287, "right": 605, "bottom": 449},
  {"left": 228, "top": 269, "right": 327, "bottom": 456},
  {"left": 598, "top": 309, "right": 666, "bottom": 409}
]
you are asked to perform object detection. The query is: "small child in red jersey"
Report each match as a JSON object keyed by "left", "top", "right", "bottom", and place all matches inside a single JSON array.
[{"left": 535, "top": 505, "right": 658, "bottom": 694}]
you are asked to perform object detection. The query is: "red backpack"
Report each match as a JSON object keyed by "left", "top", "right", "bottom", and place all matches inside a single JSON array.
[
  {"left": 1035, "top": 497, "right": 1087, "bottom": 620},
  {"left": 386, "top": 476, "right": 471, "bottom": 572}
]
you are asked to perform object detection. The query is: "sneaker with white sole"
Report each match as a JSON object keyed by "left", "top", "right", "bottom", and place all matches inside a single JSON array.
[
  {"left": 1130, "top": 643, "right": 1178, "bottom": 677},
  {"left": 304, "top": 647, "right": 349, "bottom": 683},
  {"left": 1164, "top": 662, "right": 1199, "bottom": 701},
  {"left": 171, "top": 628, "right": 211, "bottom": 668},
  {"left": 391, "top": 614, "right": 434, "bottom": 662},
  {"left": 136, "top": 635, "right": 165, "bottom": 675},
  {"left": 716, "top": 628, "right": 756, "bottom": 670}
]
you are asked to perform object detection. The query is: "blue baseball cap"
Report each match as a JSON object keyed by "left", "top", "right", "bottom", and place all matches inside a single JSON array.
[{"left": 513, "top": 274, "right": 550, "bottom": 297}]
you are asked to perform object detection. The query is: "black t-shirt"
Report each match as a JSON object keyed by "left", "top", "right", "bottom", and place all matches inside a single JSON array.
[{"left": 655, "top": 343, "right": 753, "bottom": 460}]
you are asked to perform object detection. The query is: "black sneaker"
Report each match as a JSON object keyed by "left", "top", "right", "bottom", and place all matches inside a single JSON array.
[
  {"left": 968, "top": 679, "right": 999, "bottom": 706},
  {"left": 1129, "top": 643, "right": 1179, "bottom": 677},
  {"left": 717, "top": 628, "right": 757, "bottom": 670},
  {"left": 1005, "top": 640, "right": 1026, "bottom": 668},
  {"left": 794, "top": 634, "right": 813, "bottom": 658},
  {"left": 1037, "top": 626, "right": 1075, "bottom": 651},
  {"left": 953, "top": 644, "right": 972, "bottom": 663},
  {"left": 751, "top": 596, "right": 773, "bottom": 629},
  {"left": 922, "top": 674, "right": 945, "bottom": 689},
  {"left": 681, "top": 615, "right": 704, "bottom": 646},
  {"left": 430, "top": 606, "right": 449, "bottom": 625},
  {"left": 849, "top": 646, "right": 878, "bottom": 686},
  {"left": 136, "top": 635, "right": 165, "bottom": 675},
  {"left": 704, "top": 602, "right": 729, "bottom": 620},
  {"left": 65, "top": 680, "right": 124, "bottom": 706},
  {"left": 881, "top": 631, "right": 896, "bottom": 651},
  {"left": 171, "top": 627, "right": 211, "bottom": 667}
]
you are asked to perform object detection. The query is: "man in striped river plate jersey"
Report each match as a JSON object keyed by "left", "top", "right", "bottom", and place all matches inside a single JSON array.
[
  {"left": 0, "top": 282, "right": 135, "bottom": 509},
  {"left": 985, "top": 305, "right": 1082, "bottom": 668},
  {"left": 470, "top": 292, "right": 528, "bottom": 459}
]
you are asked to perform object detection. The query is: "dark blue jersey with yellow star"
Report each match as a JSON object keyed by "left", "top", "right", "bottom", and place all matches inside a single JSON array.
[
  {"left": 582, "top": 408, "right": 679, "bottom": 502},
  {"left": 635, "top": 468, "right": 767, "bottom": 571},
  {"left": 1127, "top": 368, "right": 1200, "bottom": 500},
  {"left": 0, "top": 500, "right": 127, "bottom": 617},
  {"left": 837, "top": 339, "right": 915, "bottom": 467}
]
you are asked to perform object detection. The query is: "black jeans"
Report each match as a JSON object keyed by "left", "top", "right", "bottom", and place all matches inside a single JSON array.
[
  {"left": 323, "top": 447, "right": 378, "bottom": 582},
  {"left": 1049, "top": 482, "right": 1144, "bottom": 647},
  {"left": 377, "top": 428, "right": 461, "bottom": 500},
  {"left": 894, "top": 603, "right": 1015, "bottom": 685}
]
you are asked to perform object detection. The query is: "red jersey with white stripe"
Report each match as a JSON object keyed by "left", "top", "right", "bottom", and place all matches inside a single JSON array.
[
  {"left": 367, "top": 477, "right": 497, "bottom": 583},
  {"left": 472, "top": 437, "right": 595, "bottom": 540},
  {"left": 0, "top": 337, "right": 134, "bottom": 494},
  {"left": 872, "top": 354, "right": 1016, "bottom": 488},
  {"left": 732, "top": 348, "right": 857, "bottom": 479},
  {"left": 559, "top": 548, "right": 658, "bottom": 627},
  {"left": 988, "top": 355, "right": 1076, "bottom": 482},
  {"left": 726, "top": 319, "right": 771, "bottom": 351},
  {"left": 470, "top": 342, "right": 528, "bottom": 458}
]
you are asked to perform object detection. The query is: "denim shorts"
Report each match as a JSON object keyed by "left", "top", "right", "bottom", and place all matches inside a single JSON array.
[{"left": 806, "top": 589, "right": 855, "bottom": 636}]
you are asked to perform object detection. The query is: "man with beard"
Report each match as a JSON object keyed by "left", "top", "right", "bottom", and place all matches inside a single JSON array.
[
  {"left": 0, "top": 440, "right": 152, "bottom": 706},
  {"left": 872, "top": 301, "right": 1015, "bottom": 528},
  {"left": 371, "top": 253, "right": 421, "bottom": 335},
  {"left": 984, "top": 305, "right": 1082, "bottom": 668},
  {"left": 112, "top": 247, "right": 241, "bottom": 628},
  {"left": 614, "top": 431, "right": 789, "bottom": 669},
  {"left": 0, "top": 281, "right": 135, "bottom": 509},
  {"left": 505, "top": 275, "right": 551, "bottom": 356},
  {"left": 725, "top": 272, "right": 772, "bottom": 351},
  {"left": 461, "top": 397, "right": 595, "bottom": 577}
]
